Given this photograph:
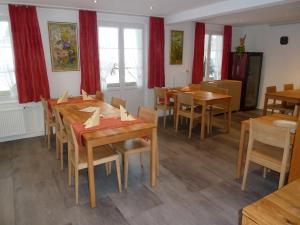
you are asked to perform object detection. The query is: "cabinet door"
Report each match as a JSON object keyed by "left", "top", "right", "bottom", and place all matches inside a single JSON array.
[
  {"left": 243, "top": 53, "right": 263, "bottom": 109},
  {"left": 230, "top": 54, "right": 248, "bottom": 81}
]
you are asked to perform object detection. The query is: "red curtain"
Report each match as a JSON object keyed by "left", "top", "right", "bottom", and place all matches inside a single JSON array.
[
  {"left": 9, "top": 5, "right": 50, "bottom": 103},
  {"left": 148, "top": 17, "right": 165, "bottom": 89},
  {"left": 79, "top": 10, "right": 100, "bottom": 94},
  {"left": 192, "top": 22, "right": 205, "bottom": 84},
  {"left": 221, "top": 25, "right": 232, "bottom": 80}
]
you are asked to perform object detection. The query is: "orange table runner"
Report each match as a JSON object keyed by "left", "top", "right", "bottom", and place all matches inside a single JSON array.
[
  {"left": 72, "top": 117, "right": 144, "bottom": 148},
  {"left": 48, "top": 96, "right": 97, "bottom": 111}
]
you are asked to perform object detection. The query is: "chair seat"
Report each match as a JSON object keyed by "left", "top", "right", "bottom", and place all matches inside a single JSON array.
[
  {"left": 113, "top": 138, "right": 150, "bottom": 155},
  {"left": 267, "top": 103, "right": 293, "bottom": 112},
  {"left": 70, "top": 145, "right": 119, "bottom": 170}
]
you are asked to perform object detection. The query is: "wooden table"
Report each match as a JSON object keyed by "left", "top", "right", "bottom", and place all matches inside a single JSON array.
[
  {"left": 263, "top": 89, "right": 300, "bottom": 115},
  {"left": 57, "top": 101, "right": 157, "bottom": 208},
  {"left": 168, "top": 88, "right": 232, "bottom": 140},
  {"left": 236, "top": 114, "right": 297, "bottom": 179},
  {"left": 241, "top": 178, "right": 300, "bottom": 225}
]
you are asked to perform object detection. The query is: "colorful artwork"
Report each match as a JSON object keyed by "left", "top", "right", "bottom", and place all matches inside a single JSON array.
[
  {"left": 170, "top": 30, "right": 184, "bottom": 65},
  {"left": 48, "top": 22, "right": 79, "bottom": 71}
]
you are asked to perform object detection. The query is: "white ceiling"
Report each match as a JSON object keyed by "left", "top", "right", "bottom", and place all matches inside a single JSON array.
[
  {"left": 2, "top": 0, "right": 300, "bottom": 26},
  {"left": 203, "top": 1, "right": 300, "bottom": 26},
  {"left": 2, "top": 0, "right": 224, "bottom": 16}
]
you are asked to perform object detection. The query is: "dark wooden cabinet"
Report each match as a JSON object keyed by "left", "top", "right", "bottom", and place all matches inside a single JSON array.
[{"left": 229, "top": 52, "right": 263, "bottom": 110}]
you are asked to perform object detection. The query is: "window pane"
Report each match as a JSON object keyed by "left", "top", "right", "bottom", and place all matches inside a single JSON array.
[
  {"left": 124, "top": 28, "right": 143, "bottom": 84},
  {"left": 98, "top": 27, "right": 119, "bottom": 85},
  {"left": 206, "top": 34, "right": 223, "bottom": 80},
  {"left": 0, "top": 21, "right": 16, "bottom": 95}
]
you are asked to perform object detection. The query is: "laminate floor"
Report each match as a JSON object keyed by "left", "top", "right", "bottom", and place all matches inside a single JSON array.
[{"left": 0, "top": 110, "right": 279, "bottom": 225}]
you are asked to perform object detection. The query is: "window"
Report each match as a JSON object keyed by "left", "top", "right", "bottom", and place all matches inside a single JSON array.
[
  {"left": 0, "top": 20, "right": 16, "bottom": 99},
  {"left": 98, "top": 23, "right": 144, "bottom": 89},
  {"left": 204, "top": 33, "right": 223, "bottom": 80}
]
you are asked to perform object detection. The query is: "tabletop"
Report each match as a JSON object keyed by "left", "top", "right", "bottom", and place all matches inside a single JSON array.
[{"left": 242, "top": 178, "right": 300, "bottom": 225}]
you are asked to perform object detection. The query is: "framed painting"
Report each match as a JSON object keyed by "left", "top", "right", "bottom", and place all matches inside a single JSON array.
[
  {"left": 48, "top": 22, "right": 79, "bottom": 72},
  {"left": 170, "top": 30, "right": 184, "bottom": 65}
]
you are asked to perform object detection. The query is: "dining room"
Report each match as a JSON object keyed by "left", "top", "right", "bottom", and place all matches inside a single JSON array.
[{"left": 0, "top": 1, "right": 300, "bottom": 225}]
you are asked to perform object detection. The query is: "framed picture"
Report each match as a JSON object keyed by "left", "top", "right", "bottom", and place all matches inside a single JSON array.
[
  {"left": 170, "top": 30, "right": 184, "bottom": 65},
  {"left": 48, "top": 22, "right": 79, "bottom": 72}
]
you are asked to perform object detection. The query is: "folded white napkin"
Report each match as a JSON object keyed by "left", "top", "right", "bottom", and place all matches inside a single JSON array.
[
  {"left": 79, "top": 107, "right": 98, "bottom": 113},
  {"left": 57, "top": 91, "right": 68, "bottom": 104},
  {"left": 84, "top": 107, "right": 101, "bottom": 128},
  {"left": 120, "top": 105, "right": 135, "bottom": 121},
  {"left": 82, "top": 89, "right": 94, "bottom": 101}
]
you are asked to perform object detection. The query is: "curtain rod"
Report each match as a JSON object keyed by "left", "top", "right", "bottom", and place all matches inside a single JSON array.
[{"left": 0, "top": 2, "right": 156, "bottom": 18}]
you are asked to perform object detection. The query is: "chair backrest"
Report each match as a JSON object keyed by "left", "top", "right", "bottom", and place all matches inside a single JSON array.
[
  {"left": 111, "top": 97, "right": 126, "bottom": 108},
  {"left": 177, "top": 93, "right": 194, "bottom": 113},
  {"left": 138, "top": 106, "right": 158, "bottom": 126},
  {"left": 40, "top": 97, "right": 52, "bottom": 122},
  {"left": 284, "top": 84, "right": 294, "bottom": 91},
  {"left": 53, "top": 108, "right": 65, "bottom": 132},
  {"left": 248, "top": 119, "right": 291, "bottom": 149},
  {"left": 200, "top": 82, "right": 218, "bottom": 92},
  {"left": 266, "top": 86, "right": 277, "bottom": 93},
  {"left": 95, "top": 90, "right": 104, "bottom": 101},
  {"left": 154, "top": 87, "right": 168, "bottom": 106},
  {"left": 211, "top": 87, "right": 229, "bottom": 95},
  {"left": 188, "top": 84, "right": 201, "bottom": 90},
  {"left": 63, "top": 119, "right": 79, "bottom": 164}
]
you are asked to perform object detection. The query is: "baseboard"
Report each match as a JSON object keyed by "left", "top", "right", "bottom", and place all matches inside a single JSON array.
[{"left": 0, "top": 131, "right": 44, "bottom": 142}]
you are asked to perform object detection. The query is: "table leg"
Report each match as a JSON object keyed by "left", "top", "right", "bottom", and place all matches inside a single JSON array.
[
  {"left": 173, "top": 96, "right": 177, "bottom": 128},
  {"left": 227, "top": 100, "right": 232, "bottom": 133},
  {"left": 237, "top": 123, "right": 246, "bottom": 179},
  {"left": 201, "top": 102, "right": 206, "bottom": 141},
  {"left": 87, "top": 144, "right": 96, "bottom": 208},
  {"left": 151, "top": 127, "right": 157, "bottom": 186},
  {"left": 263, "top": 95, "right": 268, "bottom": 116}
]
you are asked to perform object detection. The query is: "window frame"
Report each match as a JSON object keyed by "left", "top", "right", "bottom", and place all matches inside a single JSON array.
[
  {"left": 204, "top": 31, "right": 223, "bottom": 81},
  {"left": 0, "top": 16, "right": 17, "bottom": 103},
  {"left": 98, "top": 21, "right": 145, "bottom": 90}
]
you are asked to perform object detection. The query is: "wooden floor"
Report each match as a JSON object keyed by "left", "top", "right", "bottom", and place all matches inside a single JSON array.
[{"left": 0, "top": 110, "right": 279, "bottom": 225}]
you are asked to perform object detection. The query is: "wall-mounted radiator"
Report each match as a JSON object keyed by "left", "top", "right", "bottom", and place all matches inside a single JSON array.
[{"left": 0, "top": 107, "right": 26, "bottom": 138}]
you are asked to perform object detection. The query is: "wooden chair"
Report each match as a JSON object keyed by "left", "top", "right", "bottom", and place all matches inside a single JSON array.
[
  {"left": 282, "top": 84, "right": 296, "bottom": 113},
  {"left": 175, "top": 92, "right": 201, "bottom": 138},
  {"left": 111, "top": 97, "right": 126, "bottom": 108},
  {"left": 95, "top": 90, "right": 104, "bottom": 101},
  {"left": 207, "top": 87, "right": 229, "bottom": 133},
  {"left": 266, "top": 86, "right": 292, "bottom": 114},
  {"left": 112, "top": 106, "right": 158, "bottom": 190},
  {"left": 154, "top": 87, "right": 174, "bottom": 128},
  {"left": 188, "top": 83, "right": 201, "bottom": 90},
  {"left": 53, "top": 108, "right": 68, "bottom": 170},
  {"left": 41, "top": 97, "right": 55, "bottom": 150},
  {"left": 241, "top": 119, "right": 292, "bottom": 191},
  {"left": 64, "top": 120, "right": 122, "bottom": 204}
]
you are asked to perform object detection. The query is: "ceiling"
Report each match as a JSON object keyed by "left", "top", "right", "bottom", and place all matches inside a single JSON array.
[
  {"left": 2, "top": 0, "right": 300, "bottom": 26},
  {"left": 2, "top": 0, "right": 224, "bottom": 16},
  {"left": 203, "top": 1, "right": 300, "bottom": 26}
]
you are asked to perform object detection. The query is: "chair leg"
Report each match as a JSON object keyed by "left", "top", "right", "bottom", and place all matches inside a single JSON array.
[
  {"left": 56, "top": 136, "right": 60, "bottom": 159},
  {"left": 163, "top": 110, "right": 166, "bottom": 128},
  {"left": 124, "top": 153, "right": 129, "bottom": 190},
  {"left": 115, "top": 159, "right": 122, "bottom": 192},
  {"left": 278, "top": 165, "right": 288, "bottom": 189},
  {"left": 241, "top": 158, "right": 250, "bottom": 191},
  {"left": 44, "top": 122, "right": 47, "bottom": 142},
  {"left": 263, "top": 167, "right": 267, "bottom": 179},
  {"left": 140, "top": 153, "right": 143, "bottom": 168},
  {"left": 75, "top": 167, "right": 79, "bottom": 204},
  {"left": 188, "top": 118, "right": 193, "bottom": 138},
  {"left": 175, "top": 114, "right": 179, "bottom": 132},
  {"left": 68, "top": 162, "right": 72, "bottom": 186},
  {"left": 47, "top": 126, "right": 51, "bottom": 150},
  {"left": 60, "top": 141, "right": 64, "bottom": 170},
  {"left": 105, "top": 163, "right": 112, "bottom": 176}
]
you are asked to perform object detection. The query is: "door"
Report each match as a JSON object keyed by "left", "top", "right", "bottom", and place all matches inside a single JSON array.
[{"left": 98, "top": 23, "right": 145, "bottom": 114}]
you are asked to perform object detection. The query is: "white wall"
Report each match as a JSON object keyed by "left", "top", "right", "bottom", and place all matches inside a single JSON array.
[{"left": 232, "top": 23, "right": 300, "bottom": 108}]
